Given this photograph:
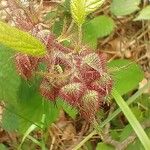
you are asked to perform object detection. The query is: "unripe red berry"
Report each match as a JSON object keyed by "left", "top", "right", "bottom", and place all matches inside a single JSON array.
[
  {"left": 39, "top": 79, "right": 59, "bottom": 101},
  {"left": 59, "top": 82, "right": 86, "bottom": 106},
  {"left": 79, "top": 90, "right": 102, "bottom": 122}
]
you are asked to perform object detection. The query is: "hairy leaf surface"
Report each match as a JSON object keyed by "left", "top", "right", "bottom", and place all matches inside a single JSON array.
[
  {"left": 85, "top": 0, "right": 105, "bottom": 14},
  {"left": 70, "top": 0, "right": 105, "bottom": 25},
  {"left": 0, "top": 45, "right": 20, "bottom": 105},
  {"left": 0, "top": 21, "right": 46, "bottom": 56},
  {"left": 83, "top": 15, "right": 115, "bottom": 48},
  {"left": 108, "top": 59, "right": 144, "bottom": 95},
  {"left": 70, "top": 0, "right": 86, "bottom": 25}
]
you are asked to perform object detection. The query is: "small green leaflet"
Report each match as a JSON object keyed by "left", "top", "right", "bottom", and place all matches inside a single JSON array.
[
  {"left": 56, "top": 99, "right": 78, "bottom": 119},
  {"left": 70, "top": 0, "right": 86, "bottom": 25},
  {"left": 83, "top": 15, "right": 115, "bottom": 48},
  {"left": 0, "top": 21, "right": 46, "bottom": 56},
  {"left": 85, "top": 0, "right": 105, "bottom": 14},
  {"left": 110, "top": 0, "right": 140, "bottom": 16},
  {"left": 108, "top": 59, "right": 144, "bottom": 95},
  {"left": 134, "top": 5, "right": 150, "bottom": 20},
  {"left": 70, "top": 0, "right": 105, "bottom": 25}
]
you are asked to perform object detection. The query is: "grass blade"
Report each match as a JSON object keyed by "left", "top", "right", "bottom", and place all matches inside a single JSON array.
[
  {"left": 72, "top": 81, "right": 150, "bottom": 150},
  {"left": 112, "top": 88, "right": 150, "bottom": 150},
  {"left": 100, "top": 80, "right": 150, "bottom": 127},
  {"left": 19, "top": 124, "right": 37, "bottom": 149}
]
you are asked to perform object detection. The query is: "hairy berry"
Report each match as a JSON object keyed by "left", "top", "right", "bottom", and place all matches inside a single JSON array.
[{"left": 8, "top": 1, "right": 113, "bottom": 122}]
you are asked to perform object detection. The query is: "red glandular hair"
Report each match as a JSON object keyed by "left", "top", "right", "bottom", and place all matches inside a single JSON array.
[{"left": 8, "top": 0, "right": 113, "bottom": 122}]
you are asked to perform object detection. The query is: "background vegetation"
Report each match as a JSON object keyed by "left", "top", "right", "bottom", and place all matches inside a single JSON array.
[{"left": 0, "top": 0, "right": 150, "bottom": 150}]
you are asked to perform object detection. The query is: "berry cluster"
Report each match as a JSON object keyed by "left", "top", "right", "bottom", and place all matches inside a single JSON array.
[
  {"left": 8, "top": 0, "right": 113, "bottom": 122},
  {"left": 16, "top": 35, "right": 113, "bottom": 121}
]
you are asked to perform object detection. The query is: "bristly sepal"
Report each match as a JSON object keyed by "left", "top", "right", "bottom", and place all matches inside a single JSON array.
[
  {"left": 5, "top": 2, "right": 113, "bottom": 122},
  {"left": 15, "top": 54, "right": 39, "bottom": 80},
  {"left": 79, "top": 90, "right": 102, "bottom": 122},
  {"left": 59, "top": 82, "right": 86, "bottom": 106}
]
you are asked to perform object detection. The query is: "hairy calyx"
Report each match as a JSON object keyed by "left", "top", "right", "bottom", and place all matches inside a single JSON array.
[
  {"left": 7, "top": 0, "right": 113, "bottom": 122},
  {"left": 17, "top": 37, "right": 113, "bottom": 122}
]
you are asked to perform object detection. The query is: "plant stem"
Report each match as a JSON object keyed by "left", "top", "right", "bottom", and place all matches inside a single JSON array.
[
  {"left": 77, "top": 25, "right": 82, "bottom": 52},
  {"left": 66, "top": 20, "right": 74, "bottom": 35}
]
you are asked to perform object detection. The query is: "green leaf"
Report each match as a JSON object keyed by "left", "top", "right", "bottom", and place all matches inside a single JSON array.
[
  {"left": 110, "top": 130, "right": 120, "bottom": 141},
  {"left": 108, "top": 59, "right": 144, "bottom": 95},
  {"left": 110, "top": 0, "right": 140, "bottom": 16},
  {"left": 112, "top": 89, "right": 150, "bottom": 150},
  {"left": 136, "top": 94, "right": 150, "bottom": 119},
  {"left": 70, "top": 0, "right": 105, "bottom": 26},
  {"left": 70, "top": 0, "right": 86, "bottom": 25},
  {"left": 131, "top": 106, "right": 144, "bottom": 121},
  {"left": 63, "top": 0, "right": 71, "bottom": 11},
  {"left": 19, "top": 124, "right": 37, "bottom": 148},
  {"left": 44, "top": 11, "right": 57, "bottom": 21},
  {"left": 85, "top": 0, "right": 105, "bottom": 14},
  {"left": 17, "top": 78, "right": 59, "bottom": 132},
  {"left": 0, "top": 144, "right": 8, "bottom": 150},
  {"left": 0, "top": 45, "right": 20, "bottom": 105},
  {"left": 85, "top": 141, "right": 93, "bottom": 150},
  {"left": 1, "top": 105, "right": 19, "bottom": 132},
  {"left": 120, "top": 124, "right": 133, "bottom": 141},
  {"left": 52, "top": 18, "right": 64, "bottom": 36},
  {"left": 127, "top": 139, "right": 144, "bottom": 150},
  {"left": 0, "top": 21, "right": 46, "bottom": 56},
  {"left": 83, "top": 15, "right": 115, "bottom": 48},
  {"left": 96, "top": 142, "right": 115, "bottom": 150},
  {"left": 134, "top": 5, "right": 150, "bottom": 20},
  {"left": 138, "top": 94, "right": 150, "bottom": 109},
  {"left": 56, "top": 99, "right": 78, "bottom": 119},
  {"left": 42, "top": 100, "right": 59, "bottom": 128}
]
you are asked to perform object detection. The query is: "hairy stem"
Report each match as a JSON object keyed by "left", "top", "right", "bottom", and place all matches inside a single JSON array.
[{"left": 77, "top": 25, "right": 82, "bottom": 52}]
